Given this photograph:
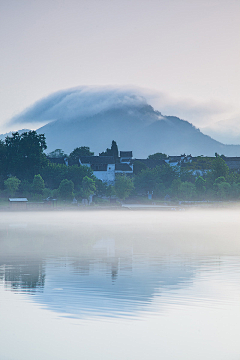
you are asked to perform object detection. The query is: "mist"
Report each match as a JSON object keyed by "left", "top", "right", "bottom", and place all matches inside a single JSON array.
[{"left": 1, "top": 208, "right": 240, "bottom": 359}]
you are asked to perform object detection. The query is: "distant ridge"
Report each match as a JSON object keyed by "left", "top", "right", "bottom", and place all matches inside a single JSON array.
[
  {"left": 6, "top": 86, "right": 240, "bottom": 157},
  {"left": 37, "top": 105, "right": 240, "bottom": 157}
]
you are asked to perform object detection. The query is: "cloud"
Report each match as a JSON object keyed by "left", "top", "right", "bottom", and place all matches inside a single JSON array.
[
  {"left": 147, "top": 92, "right": 238, "bottom": 128},
  {"left": 10, "top": 86, "right": 149, "bottom": 125},
  {"left": 9, "top": 85, "right": 238, "bottom": 136}
]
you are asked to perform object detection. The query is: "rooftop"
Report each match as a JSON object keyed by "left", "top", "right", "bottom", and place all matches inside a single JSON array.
[
  {"left": 120, "top": 151, "right": 133, "bottom": 158},
  {"left": 9, "top": 198, "right": 28, "bottom": 202},
  {"left": 80, "top": 156, "right": 115, "bottom": 165}
]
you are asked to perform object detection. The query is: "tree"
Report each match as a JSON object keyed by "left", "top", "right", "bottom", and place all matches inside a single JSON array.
[
  {"left": 195, "top": 176, "right": 206, "bottom": 194},
  {"left": 170, "top": 179, "right": 182, "bottom": 198},
  {"left": 217, "top": 181, "right": 231, "bottom": 200},
  {"left": 115, "top": 175, "right": 134, "bottom": 200},
  {"left": 99, "top": 140, "right": 119, "bottom": 162},
  {"left": 32, "top": 174, "right": 45, "bottom": 194},
  {"left": 179, "top": 182, "right": 196, "bottom": 200},
  {"left": 0, "top": 140, "right": 7, "bottom": 178},
  {"left": 58, "top": 179, "right": 74, "bottom": 200},
  {"left": 5, "top": 131, "right": 47, "bottom": 181},
  {"left": 212, "top": 157, "right": 229, "bottom": 180},
  {"left": 67, "top": 165, "right": 93, "bottom": 191},
  {"left": 81, "top": 176, "right": 96, "bottom": 199},
  {"left": 134, "top": 164, "right": 177, "bottom": 197},
  {"left": 47, "top": 149, "right": 67, "bottom": 158},
  {"left": 148, "top": 152, "right": 168, "bottom": 161},
  {"left": 4, "top": 176, "right": 21, "bottom": 197},
  {"left": 133, "top": 161, "right": 147, "bottom": 175},
  {"left": 69, "top": 147, "right": 94, "bottom": 165}
]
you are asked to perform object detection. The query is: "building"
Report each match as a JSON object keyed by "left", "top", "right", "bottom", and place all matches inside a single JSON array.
[
  {"left": 120, "top": 151, "right": 133, "bottom": 164},
  {"left": 9, "top": 198, "right": 28, "bottom": 210},
  {"left": 80, "top": 156, "right": 115, "bottom": 184}
]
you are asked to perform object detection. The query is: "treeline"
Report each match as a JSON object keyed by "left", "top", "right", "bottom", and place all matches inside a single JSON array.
[
  {"left": 0, "top": 131, "right": 101, "bottom": 200},
  {"left": 134, "top": 155, "right": 240, "bottom": 201},
  {"left": 1, "top": 131, "right": 240, "bottom": 202}
]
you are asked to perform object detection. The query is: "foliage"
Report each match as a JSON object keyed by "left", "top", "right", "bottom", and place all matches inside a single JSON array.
[
  {"left": 212, "top": 157, "right": 229, "bottom": 180},
  {"left": 40, "top": 164, "right": 68, "bottom": 189},
  {"left": 47, "top": 149, "right": 67, "bottom": 158},
  {"left": 179, "top": 182, "right": 196, "bottom": 200},
  {"left": 4, "top": 131, "right": 47, "bottom": 181},
  {"left": 134, "top": 164, "right": 177, "bottom": 197},
  {"left": 32, "top": 174, "right": 45, "bottom": 194},
  {"left": 4, "top": 176, "right": 21, "bottom": 197},
  {"left": 99, "top": 140, "right": 119, "bottom": 161},
  {"left": 216, "top": 182, "right": 231, "bottom": 200},
  {"left": 170, "top": 179, "right": 182, "bottom": 199},
  {"left": 133, "top": 161, "right": 147, "bottom": 175},
  {"left": 40, "top": 164, "right": 93, "bottom": 190},
  {"left": 147, "top": 152, "right": 168, "bottom": 160},
  {"left": 195, "top": 176, "right": 206, "bottom": 195},
  {"left": 81, "top": 176, "right": 96, "bottom": 199},
  {"left": 58, "top": 179, "right": 74, "bottom": 200},
  {"left": 69, "top": 147, "right": 94, "bottom": 165},
  {"left": 115, "top": 175, "right": 134, "bottom": 200}
]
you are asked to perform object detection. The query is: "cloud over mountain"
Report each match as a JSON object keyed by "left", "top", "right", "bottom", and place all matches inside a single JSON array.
[
  {"left": 7, "top": 85, "right": 240, "bottom": 157},
  {"left": 10, "top": 86, "right": 150, "bottom": 126}
]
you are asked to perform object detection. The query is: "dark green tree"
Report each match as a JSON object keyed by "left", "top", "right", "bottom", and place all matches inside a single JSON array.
[
  {"left": 133, "top": 161, "right": 147, "bottom": 175},
  {"left": 195, "top": 176, "right": 206, "bottom": 194},
  {"left": 81, "top": 176, "right": 96, "bottom": 199},
  {"left": 32, "top": 174, "right": 45, "bottom": 194},
  {"left": 179, "top": 182, "right": 196, "bottom": 200},
  {"left": 115, "top": 175, "right": 134, "bottom": 200},
  {"left": 69, "top": 147, "right": 94, "bottom": 165},
  {"left": 58, "top": 179, "right": 74, "bottom": 200},
  {"left": 47, "top": 149, "right": 67, "bottom": 158},
  {"left": 5, "top": 131, "right": 47, "bottom": 181},
  {"left": 4, "top": 176, "right": 21, "bottom": 197},
  {"left": 147, "top": 152, "right": 168, "bottom": 160},
  {"left": 99, "top": 140, "right": 119, "bottom": 162},
  {"left": 212, "top": 157, "right": 229, "bottom": 180}
]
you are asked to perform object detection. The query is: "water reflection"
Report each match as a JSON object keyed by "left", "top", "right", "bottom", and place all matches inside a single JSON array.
[
  {"left": 0, "top": 252, "right": 196, "bottom": 318},
  {"left": 1, "top": 210, "right": 240, "bottom": 319}
]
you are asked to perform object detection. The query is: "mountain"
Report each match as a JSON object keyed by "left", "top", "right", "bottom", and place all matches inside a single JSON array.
[
  {"left": 37, "top": 104, "right": 240, "bottom": 157},
  {"left": 0, "top": 129, "right": 30, "bottom": 141}
]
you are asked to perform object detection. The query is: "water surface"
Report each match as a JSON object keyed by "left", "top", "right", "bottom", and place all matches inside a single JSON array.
[{"left": 0, "top": 210, "right": 240, "bottom": 359}]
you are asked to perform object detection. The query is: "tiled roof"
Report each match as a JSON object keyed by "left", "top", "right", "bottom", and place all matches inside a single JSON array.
[
  {"left": 115, "top": 163, "right": 133, "bottom": 171},
  {"left": 120, "top": 151, "right": 132, "bottom": 158},
  {"left": 133, "top": 159, "right": 165, "bottom": 168},
  {"left": 9, "top": 198, "right": 28, "bottom": 202},
  {"left": 80, "top": 156, "right": 115, "bottom": 164}
]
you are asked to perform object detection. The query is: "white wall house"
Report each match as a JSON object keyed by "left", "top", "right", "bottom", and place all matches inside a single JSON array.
[{"left": 80, "top": 156, "right": 116, "bottom": 184}]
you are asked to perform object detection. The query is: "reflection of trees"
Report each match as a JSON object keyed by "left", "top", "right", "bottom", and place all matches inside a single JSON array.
[{"left": 0, "top": 259, "right": 45, "bottom": 292}]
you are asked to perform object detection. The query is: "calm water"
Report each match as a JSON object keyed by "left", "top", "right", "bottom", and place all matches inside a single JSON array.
[{"left": 0, "top": 210, "right": 240, "bottom": 360}]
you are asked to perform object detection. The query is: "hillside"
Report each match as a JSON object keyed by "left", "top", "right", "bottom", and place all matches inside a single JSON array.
[{"left": 36, "top": 105, "right": 240, "bottom": 157}]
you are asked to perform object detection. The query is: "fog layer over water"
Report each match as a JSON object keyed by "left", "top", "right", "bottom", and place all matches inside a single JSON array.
[{"left": 0, "top": 210, "right": 240, "bottom": 359}]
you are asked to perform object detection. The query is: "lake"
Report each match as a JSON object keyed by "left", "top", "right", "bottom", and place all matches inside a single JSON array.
[{"left": 0, "top": 209, "right": 240, "bottom": 360}]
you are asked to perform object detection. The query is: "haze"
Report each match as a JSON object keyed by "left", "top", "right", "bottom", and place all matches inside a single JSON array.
[{"left": 1, "top": 0, "right": 240, "bottom": 142}]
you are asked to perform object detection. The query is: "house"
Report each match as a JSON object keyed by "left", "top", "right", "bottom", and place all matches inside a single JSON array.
[
  {"left": 115, "top": 163, "right": 133, "bottom": 174},
  {"left": 80, "top": 151, "right": 134, "bottom": 184},
  {"left": 133, "top": 158, "right": 165, "bottom": 169},
  {"left": 222, "top": 157, "right": 240, "bottom": 172},
  {"left": 165, "top": 154, "right": 192, "bottom": 167},
  {"left": 120, "top": 151, "right": 133, "bottom": 164},
  {"left": 9, "top": 198, "right": 28, "bottom": 210},
  {"left": 80, "top": 156, "right": 115, "bottom": 184}
]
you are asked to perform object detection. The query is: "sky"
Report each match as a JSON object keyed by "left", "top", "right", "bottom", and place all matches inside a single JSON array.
[{"left": 0, "top": 0, "right": 240, "bottom": 142}]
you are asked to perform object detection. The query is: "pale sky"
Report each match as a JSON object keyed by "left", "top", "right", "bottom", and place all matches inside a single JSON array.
[{"left": 0, "top": 0, "right": 240, "bottom": 140}]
